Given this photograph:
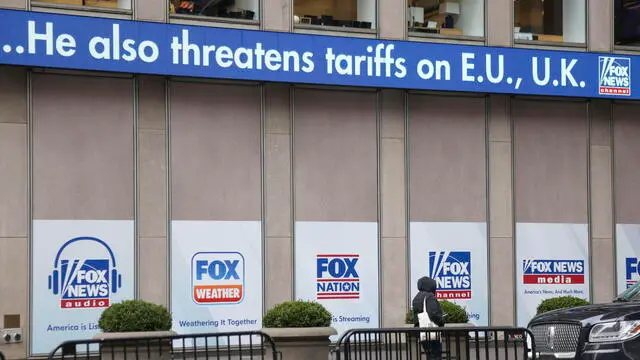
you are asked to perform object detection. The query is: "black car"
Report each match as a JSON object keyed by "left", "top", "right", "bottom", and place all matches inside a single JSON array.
[{"left": 526, "top": 283, "right": 640, "bottom": 360}]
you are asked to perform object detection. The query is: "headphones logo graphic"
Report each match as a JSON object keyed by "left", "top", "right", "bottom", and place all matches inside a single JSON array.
[{"left": 48, "top": 236, "right": 122, "bottom": 306}]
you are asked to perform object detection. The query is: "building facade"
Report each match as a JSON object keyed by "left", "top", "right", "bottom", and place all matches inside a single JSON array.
[{"left": 0, "top": 0, "right": 638, "bottom": 358}]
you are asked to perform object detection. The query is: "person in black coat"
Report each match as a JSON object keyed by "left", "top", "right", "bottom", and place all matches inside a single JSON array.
[{"left": 411, "top": 276, "right": 444, "bottom": 359}]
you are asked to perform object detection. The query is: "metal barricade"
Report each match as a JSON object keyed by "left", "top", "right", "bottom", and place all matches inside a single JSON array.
[
  {"left": 333, "top": 326, "right": 536, "bottom": 360},
  {"left": 47, "top": 331, "right": 280, "bottom": 360}
]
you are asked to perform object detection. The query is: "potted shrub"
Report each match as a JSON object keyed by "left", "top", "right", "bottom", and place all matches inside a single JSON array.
[
  {"left": 93, "top": 299, "right": 175, "bottom": 360},
  {"left": 537, "top": 296, "right": 590, "bottom": 314},
  {"left": 261, "top": 300, "right": 336, "bottom": 360}
]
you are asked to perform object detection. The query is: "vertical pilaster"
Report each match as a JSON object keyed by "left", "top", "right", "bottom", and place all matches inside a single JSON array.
[
  {"left": 486, "top": 0, "right": 512, "bottom": 46},
  {"left": 589, "top": 100, "right": 615, "bottom": 303},
  {"left": 0, "top": 0, "right": 26, "bottom": 10},
  {"left": 379, "top": 0, "right": 406, "bottom": 40},
  {"left": 137, "top": 76, "right": 168, "bottom": 306},
  {"left": 135, "top": 0, "right": 168, "bottom": 22},
  {"left": 264, "top": 84, "right": 293, "bottom": 310},
  {"left": 0, "top": 67, "right": 28, "bottom": 359},
  {"left": 588, "top": 0, "right": 613, "bottom": 52},
  {"left": 262, "top": 0, "right": 291, "bottom": 32},
  {"left": 380, "top": 89, "right": 407, "bottom": 327},
  {"left": 488, "top": 95, "right": 515, "bottom": 326}
]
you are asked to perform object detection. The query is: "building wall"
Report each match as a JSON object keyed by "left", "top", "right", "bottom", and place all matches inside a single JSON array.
[{"left": 0, "top": 0, "right": 630, "bottom": 357}]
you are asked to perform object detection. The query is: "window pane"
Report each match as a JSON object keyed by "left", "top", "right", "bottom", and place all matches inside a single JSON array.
[
  {"left": 408, "top": 0, "right": 484, "bottom": 37},
  {"left": 293, "top": 0, "right": 376, "bottom": 29},
  {"left": 169, "top": 0, "right": 259, "bottom": 21},
  {"left": 615, "top": 0, "right": 640, "bottom": 46},
  {"left": 33, "top": 0, "right": 131, "bottom": 9},
  {"left": 514, "top": 0, "right": 586, "bottom": 43}
]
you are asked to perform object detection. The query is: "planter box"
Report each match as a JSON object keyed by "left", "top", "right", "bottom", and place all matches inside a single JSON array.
[
  {"left": 262, "top": 327, "right": 337, "bottom": 360},
  {"left": 92, "top": 331, "right": 176, "bottom": 360}
]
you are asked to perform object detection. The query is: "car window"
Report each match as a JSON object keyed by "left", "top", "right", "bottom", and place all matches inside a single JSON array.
[{"left": 617, "top": 282, "right": 640, "bottom": 301}]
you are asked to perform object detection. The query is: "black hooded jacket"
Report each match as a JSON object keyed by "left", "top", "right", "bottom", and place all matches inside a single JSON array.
[{"left": 411, "top": 276, "right": 445, "bottom": 327}]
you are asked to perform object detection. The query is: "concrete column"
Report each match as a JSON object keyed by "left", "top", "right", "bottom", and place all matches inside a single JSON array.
[
  {"left": 0, "top": 67, "right": 28, "bottom": 359},
  {"left": 0, "top": 0, "right": 26, "bottom": 10},
  {"left": 588, "top": 0, "right": 613, "bottom": 52},
  {"left": 488, "top": 95, "right": 515, "bottom": 326},
  {"left": 487, "top": 0, "right": 512, "bottom": 47},
  {"left": 379, "top": 0, "right": 405, "bottom": 40},
  {"left": 136, "top": 76, "right": 168, "bottom": 306},
  {"left": 589, "top": 100, "right": 615, "bottom": 303},
  {"left": 264, "top": 84, "right": 293, "bottom": 310},
  {"left": 380, "top": 89, "right": 407, "bottom": 327},
  {"left": 262, "top": 0, "right": 291, "bottom": 32},
  {"left": 135, "top": 0, "right": 167, "bottom": 23}
]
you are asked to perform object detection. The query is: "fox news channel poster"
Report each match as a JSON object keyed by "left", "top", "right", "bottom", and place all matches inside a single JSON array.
[
  {"left": 515, "top": 222, "right": 590, "bottom": 327},
  {"left": 30, "top": 220, "right": 135, "bottom": 355},
  {"left": 294, "top": 221, "right": 380, "bottom": 340},
  {"left": 409, "top": 222, "right": 489, "bottom": 326},
  {"left": 170, "top": 220, "right": 262, "bottom": 346},
  {"left": 616, "top": 224, "right": 640, "bottom": 294}
]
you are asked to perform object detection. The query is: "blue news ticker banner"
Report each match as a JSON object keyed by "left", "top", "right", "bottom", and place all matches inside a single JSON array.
[{"left": 0, "top": 8, "right": 636, "bottom": 99}]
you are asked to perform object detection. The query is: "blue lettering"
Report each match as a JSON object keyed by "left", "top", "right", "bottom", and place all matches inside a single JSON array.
[
  {"left": 317, "top": 258, "right": 359, "bottom": 278},
  {"left": 626, "top": 258, "right": 639, "bottom": 280},
  {"left": 196, "top": 259, "right": 240, "bottom": 280}
]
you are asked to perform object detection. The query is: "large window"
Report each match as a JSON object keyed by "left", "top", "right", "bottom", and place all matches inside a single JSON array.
[
  {"left": 408, "top": 0, "right": 484, "bottom": 37},
  {"left": 615, "top": 0, "right": 640, "bottom": 46},
  {"left": 514, "top": 0, "right": 586, "bottom": 44},
  {"left": 32, "top": 0, "right": 130, "bottom": 9},
  {"left": 169, "top": 0, "right": 259, "bottom": 21},
  {"left": 293, "top": 0, "right": 376, "bottom": 30}
]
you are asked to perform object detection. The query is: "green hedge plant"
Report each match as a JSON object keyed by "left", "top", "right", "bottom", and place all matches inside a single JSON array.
[
  {"left": 98, "top": 299, "right": 172, "bottom": 332},
  {"left": 263, "top": 300, "right": 332, "bottom": 328},
  {"left": 405, "top": 300, "right": 469, "bottom": 325},
  {"left": 536, "top": 296, "right": 590, "bottom": 315},
  {"left": 440, "top": 300, "right": 469, "bottom": 324}
]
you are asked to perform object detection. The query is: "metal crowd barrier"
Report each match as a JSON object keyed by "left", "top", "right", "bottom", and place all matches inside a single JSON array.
[
  {"left": 47, "top": 331, "right": 280, "bottom": 360},
  {"left": 333, "top": 326, "right": 536, "bottom": 360}
]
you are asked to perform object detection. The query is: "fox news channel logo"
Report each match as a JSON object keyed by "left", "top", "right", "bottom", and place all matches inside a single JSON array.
[
  {"left": 192, "top": 252, "right": 245, "bottom": 305},
  {"left": 428, "top": 251, "right": 471, "bottom": 300},
  {"left": 316, "top": 254, "right": 360, "bottom": 300},
  {"left": 522, "top": 259, "right": 584, "bottom": 285},
  {"left": 625, "top": 257, "right": 640, "bottom": 289},
  {"left": 599, "top": 56, "right": 631, "bottom": 96},
  {"left": 48, "top": 237, "right": 122, "bottom": 309}
]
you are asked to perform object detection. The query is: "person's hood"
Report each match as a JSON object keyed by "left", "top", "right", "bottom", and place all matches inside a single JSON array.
[{"left": 417, "top": 276, "right": 437, "bottom": 293}]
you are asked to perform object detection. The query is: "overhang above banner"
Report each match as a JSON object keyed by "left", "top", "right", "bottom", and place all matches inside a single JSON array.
[{"left": 0, "top": 8, "right": 635, "bottom": 99}]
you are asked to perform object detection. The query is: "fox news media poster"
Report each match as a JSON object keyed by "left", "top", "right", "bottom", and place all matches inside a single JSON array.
[
  {"left": 409, "top": 222, "right": 489, "bottom": 326},
  {"left": 294, "top": 221, "right": 380, "bottom": 340},
  {"left": 30, "top": 220, "right": 135, "bottom": 355},
  {"left": 515, "top": 223, "right": 590, "bottom": 327},
  {"left": 170, "top": 220, "right": 263, "bottom": 344},
  {"left": 616, "top": 224, "right": 640, "bottom": 293}
]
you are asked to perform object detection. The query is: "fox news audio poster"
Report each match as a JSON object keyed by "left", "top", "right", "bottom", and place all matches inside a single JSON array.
[
  {"left": 515, "top": 223, "right": 590, "bottom": 327},
  {"left": 170, "top": 220, "right": 262, "bottom": 345},
  {"left": 616, "top": 224, "right": 640, "bottom": 294},
  {"left": 409, "top": 222, "right": 489, "bottom": 326},
  {"left": 294, "top": 221, "right": 380, "bottom": 340},
  {"left": 30, "top": 220, "right": 135, "bottom": 355}
]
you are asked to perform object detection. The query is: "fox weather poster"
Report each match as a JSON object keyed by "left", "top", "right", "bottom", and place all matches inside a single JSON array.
[
  {"left": 515, "top": 223, "right": 590, "bottom": 327},
  {"left": 170, "top": 220, "right": 263, "bottom": 344},
  {"left": 31, "top": 219, "right": 135, "bottom": 355},
  {"left": 409, "top": 222, "right": 489, "bottom": 326},
  {"left": 616, "top": 224, "right": 640, "bottom": 294},
  {"left": 294, "top": 221, "right": 379, "bottom": 340}
]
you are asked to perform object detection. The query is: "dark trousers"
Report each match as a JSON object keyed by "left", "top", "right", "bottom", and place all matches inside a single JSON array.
[{"left": 420, "top": 340, "right": 442, "bottom": 360}]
